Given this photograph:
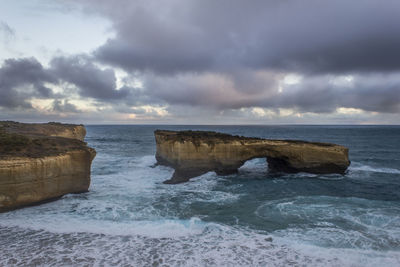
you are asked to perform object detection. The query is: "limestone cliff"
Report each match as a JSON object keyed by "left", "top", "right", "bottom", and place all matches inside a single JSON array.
[
  {"left": 155, "top": 130, "right": 350, "bottom": 184},
  {"left": 0, "top": 121, "right": 96, "bottom": 212},
  {"left": 0, "top": 121, "right": 86, "bottom": 141}
]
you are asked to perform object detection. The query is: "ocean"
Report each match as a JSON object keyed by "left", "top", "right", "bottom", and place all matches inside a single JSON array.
[{"left": 0, "top": 125, "right": 399, "bottom": 266}]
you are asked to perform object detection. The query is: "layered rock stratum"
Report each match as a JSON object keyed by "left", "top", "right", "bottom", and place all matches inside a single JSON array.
[
  {"left": 0, "top": 121, "right": 96, "bottom": 212},
  {"left": 155, "top": 130, "right": 350, "bottom": 184}
]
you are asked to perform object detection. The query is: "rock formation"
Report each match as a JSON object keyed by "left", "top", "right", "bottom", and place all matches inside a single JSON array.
[
  {"left": 0, "top": 121, "right": 96, "bottom": 212},
  {"left": 155, "top": 130, "right": 350, "bottom": 184},
  {"left": 1, "top": 121, "right": 87, "bottom": 141}
]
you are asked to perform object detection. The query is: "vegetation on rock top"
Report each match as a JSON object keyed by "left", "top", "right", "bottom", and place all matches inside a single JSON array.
[
  {"left": 154, "top": 130, "right": 337, "bottom": 147},
  {"left": 0, "top": 123, "right": 88, "bottom": 158}
]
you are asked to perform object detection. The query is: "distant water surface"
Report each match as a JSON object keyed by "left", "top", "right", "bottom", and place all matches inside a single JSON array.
[{"left": 1, "top": 125, "right": 399, "bottom": 266}]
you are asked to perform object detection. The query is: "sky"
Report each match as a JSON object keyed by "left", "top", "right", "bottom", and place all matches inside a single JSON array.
[{"left": 0, "top": 0, "right": 399, "bottom": 124}]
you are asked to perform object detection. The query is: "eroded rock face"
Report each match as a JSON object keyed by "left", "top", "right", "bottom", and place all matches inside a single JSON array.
[
  {"left": 0, "top": 121, "right": 86, "bottom": 141},
  {"left": 0, "top": 121, "right": 96, "bottom": 212},
  {"left": 155, "top": 130, "right": 350, "bottom": 184}
]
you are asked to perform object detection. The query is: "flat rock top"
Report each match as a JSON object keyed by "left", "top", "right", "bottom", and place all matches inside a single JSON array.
[
  {"left": 0, "top": 121, "right": 82, "bottom": 137},
  {"left": 155, "top": 130, "right": 339, "bottom": 147},
  {"left": 0, "top": 121, "right": 88, "bottom": 159}
]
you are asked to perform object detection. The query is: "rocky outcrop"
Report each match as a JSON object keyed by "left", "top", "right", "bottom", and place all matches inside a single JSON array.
[
  {"left": 0, "top": 121, "right": 86, "bottom": 141},
  {"left": 0, "top": 122, "right": 96, "bottom": 212},
  {"left": 155, "top": 130, "right": 350, "bottom": 184}
]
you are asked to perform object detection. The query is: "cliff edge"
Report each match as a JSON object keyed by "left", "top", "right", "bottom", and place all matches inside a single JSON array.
[
  {"left": 155, "top": 130, "right": 350, "bottom": 184},
  {"left": 0, "top": 121, "right": 96, "bottom": 212}
]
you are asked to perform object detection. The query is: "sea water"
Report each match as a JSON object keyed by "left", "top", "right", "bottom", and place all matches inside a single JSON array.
[{"left": 0, "top": 125, "right": 399, "bottom": 266}]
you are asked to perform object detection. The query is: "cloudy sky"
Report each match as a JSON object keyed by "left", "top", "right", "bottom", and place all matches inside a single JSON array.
[{"left": 0, "top": 0, "right": 399, "bottom": 124}]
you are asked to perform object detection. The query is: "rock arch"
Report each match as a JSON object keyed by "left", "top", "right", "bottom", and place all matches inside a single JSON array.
[{"left": 154, "top": 130, "right": 350, "bottom": 184}]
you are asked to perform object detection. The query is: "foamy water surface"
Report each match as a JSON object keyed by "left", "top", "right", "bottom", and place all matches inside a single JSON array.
[{"left": 1, "top": 125, "right": 399, "bottom": 266}]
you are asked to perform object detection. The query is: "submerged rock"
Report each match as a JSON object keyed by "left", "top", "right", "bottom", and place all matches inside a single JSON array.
[
  {"left": 0, "top": 121, "right": 96, "bottom": 212},
  {"left": 154, "top": 130, "right": 350, "bottom": 184}
]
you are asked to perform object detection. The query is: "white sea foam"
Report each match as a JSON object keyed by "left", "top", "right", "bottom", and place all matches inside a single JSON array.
[
  {"left": 1, "top": 222, "right": 399, "bottom": 267},
  {"left": 273, "top": 236, "right": 400, "bottom": 267},
  {"left": 256, "top": 196, "right": 400, "bottom": 250},
  {"left": 1, "top": 154, "right": 400, "bottom": 266},
  {"left": 239, "top": 158, "right": 347, "bottom": 181},
  {"left": 0, "top": 215, "right": 205, "bottom": 238},
  {"left": 0, "top": 155, "right": 239, "bottom": 236},
  {"left": 238, "top": 158, "right": 268, "bottom": 173},
  {"left": 241, "top": 158, "right": 400, "bottom": 178},
  {"left": 349, "top": 162, "right": 400, "bottom": 174}
]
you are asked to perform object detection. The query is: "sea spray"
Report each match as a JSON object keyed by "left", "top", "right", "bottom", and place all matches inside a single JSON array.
[{"left": 1, "top": 125, "right": 399, "bottom": 266}]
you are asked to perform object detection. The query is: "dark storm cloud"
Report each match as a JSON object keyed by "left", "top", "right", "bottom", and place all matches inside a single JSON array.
[
  {"left": 0, "top": 57, "right": 55, "bottom": 108},
  {"left": 68, "top": 0, "right": 400, "bottom": 119},
  {"left": 51, "top": 99, "right": 81, "bottom": 113},
  {"left": 142, "top": 72, "right": 400, "bottom": 113},
  {"left": 343, "top": 75, "right": 400, "bottom": 113},
  {"left": 142, "top": 71, "right": 280, "bottom": 109},
  {"left": 2, "top": 0, "right": 400, "bottom": 122},
  {"left": 50, "top": 56, "right": 129, "bottom": 100},
  {"left": 80, "top": 0, "right": 400, "bottom": 74},
  {"left": 0, "top": 55, "right": 135, "bottom": 110},
  {"left": 275, "top": 75, "right": 400, "bottom": 113}
]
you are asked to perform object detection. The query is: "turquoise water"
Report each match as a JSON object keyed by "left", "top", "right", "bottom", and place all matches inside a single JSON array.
[{"left": 1, "top": 125, "right": 399, "bottom": 266}]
